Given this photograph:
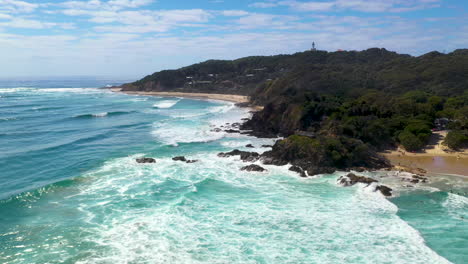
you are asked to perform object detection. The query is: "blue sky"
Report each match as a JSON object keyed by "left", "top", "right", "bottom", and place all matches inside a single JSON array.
[{"left": 0, "top": 0, "right": 467, "bottom": 78}]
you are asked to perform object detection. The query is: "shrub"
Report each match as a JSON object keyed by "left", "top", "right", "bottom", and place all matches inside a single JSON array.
[
  {"left": 444, "top": 130, "right": 468, "bottom": 150},
  {"left": 398, "top": 131, "right": 424, "bottom": 151}
]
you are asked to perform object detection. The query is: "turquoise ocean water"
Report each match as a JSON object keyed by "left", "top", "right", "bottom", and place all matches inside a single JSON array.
[{"left": 0, "top": 79, "right": 467, "bottom": 263}]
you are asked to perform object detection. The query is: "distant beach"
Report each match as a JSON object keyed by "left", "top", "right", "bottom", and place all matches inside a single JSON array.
[
  {"left": 111, "top": 88, "right": 250, "bottom": 104},
  {"left": 382, "top": 131, "right": 468, "bottom": 176}
]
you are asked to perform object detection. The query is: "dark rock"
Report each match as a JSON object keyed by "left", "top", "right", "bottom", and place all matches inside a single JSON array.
[
  {"left": 375, "top": 185, "right": 393, "bottom": 196},
  {"left": 260, "top": 155, "right": 288, "bottom": 166},
  {"left": 289, "top": 165, "right": 307, "bottom": 177},
  {"left": 241, "top": 164, "right": 266, "bottom": 172},
  {"left": 410, "top": 179, "right": 420, "bottom": 184},
  {"left": 338, "top": 173, "right": 378, "bottom": 186},
  {"left": 261, "top": 145, "right": 273, "bottom": 148},
  {"left": 136, "top": 157, "right": 156, "bottom": 164},
  {"left": 245, "top": 144, "right": 255, "bottom": 148},
  {"left": 307, "top": 166, "right": 336, "bottom": 176},
  {"left": 240, "top": 152, "right": 260, "bottom": 162},
  {"left": 232, "top": 122, "right": 241, "bottom": 128},
  {"left": 235, "top": 102, "right": 251, "bottom": 108},
  {"left": 218, "top": 149, "right": 242, "bottom": 157},
  {"left": 173, "top": 156, "right": 198, "bottom": 163},
  {"left": 350, "top": 167, "right": 367, "bottom": 173},
  {"left": 241, "top": 118, "right": 249, "bottom": 121},
  {"left": 412, "top": 175, "right": 428, "bottom": 182},
  {"left": 211, "top": 128, "right": 222, "bottom": 132},
  {"left": 218, "top": 149, "right": 260, "bottom": 162},
  {"left": 172, "top": 156, "right": 187, "bottom": 162},
  {"left": 224, "top": 129, "right": 240, "bottom": 133}
]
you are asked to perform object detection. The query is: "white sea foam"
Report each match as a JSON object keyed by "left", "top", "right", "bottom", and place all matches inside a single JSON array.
[
  {"left": 0, "top": 87, "right": 35, "bottom": 93},
  {"left": 443, "top": 192, "right": 468, "bottom": 219},
  {"left": 66, "top": 154, "right": 452, "bottom": 264},
  {"left": 93, "top": 112, "right": 108, "bottom": 117},
  {"left": 152, "top": 122, "right": 224, "bottom": 146},
  {"left": 153, "top": 100, "right": 180, "bottom": 109}
]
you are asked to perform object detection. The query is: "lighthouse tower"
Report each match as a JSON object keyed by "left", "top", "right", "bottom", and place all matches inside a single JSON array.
[{"left": 311, "top": 42, "right": 317, "bottom": 51}]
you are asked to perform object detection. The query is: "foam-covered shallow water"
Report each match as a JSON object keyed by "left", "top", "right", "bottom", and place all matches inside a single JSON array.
[{"left": 0, "top": 80, "right": 467, "bottom": 263}]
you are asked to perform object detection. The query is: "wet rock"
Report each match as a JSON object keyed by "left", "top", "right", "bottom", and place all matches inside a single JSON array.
[
  {"left": 211, "top": 128, "right": 222, "bottom": 132},
  {"left": 224, "top": 129, "right": 240, "bottom": 133},
  {"left": 136, "top": 157, "right": 156, "bottom": 164},
  {"left": 240, "top": 152, "right": 260, "bottom": 162},
  {"left": 232, "top": 122, "right": 241, "bottom": 128},
  {"left": 289, "top": 165, "right": 307, "bottom": 177},
  {"left": 375, "top": 185, "right": 393, "bottom": 197},
  {"left": 260, "top": 155, "right": 288, "bottom": 166},
  {"left": 218, "top": 149, "right": 260, "bottom": 162},
  {"left": 307, "top": 166, "right": 336, "bottom": 176},
  {"left": 349, "top": 167, "right": 367, "bottom": 173},
  {"left": 241, "top": 164, "right": 266, "bottom": 172},
  {"left": 173, "top": 156, "right": 198, "bottom": 163},
  {"left": 412, "top": 175, "right": 428, "bottom": 183},
  {"left": 245, "top": 144, "right": 255, "bottom": 148},
  {"left": 338, "top": 173, "right": 378, "bottom": 186},
  {"left": 172, "top": 156, "right": 187, "bottom": 162},
  {"left": 261, "top": 145, "right": 273, "bottom": 148}
]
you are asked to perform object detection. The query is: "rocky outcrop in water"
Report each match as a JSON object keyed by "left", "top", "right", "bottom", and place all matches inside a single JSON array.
[
  {"left": 289, "top": 165, "right": 307, "bottom": 177},
  {"left": 173, "top": 156, "right": 198, "bottom": 163},
  {"left": 136, "top": 157, "right": 156, "bottom": 164},
  {"left": 241, "top": 164, "right": 266, "bottom": 172},
  {"left": 375, "top": 185, "right": 393, "bottom": 197},
  {"left": 218, "top": 150, "right": 260, "bottom": 162},
  {"left": 224, "top": 129, "right": 240, "bottom": 134},
  {"left": 338, "top": 173, "right": 393, "bottom": 197},
  {"left": 338, "top": 173, "right": 378, "bottom": 186}
]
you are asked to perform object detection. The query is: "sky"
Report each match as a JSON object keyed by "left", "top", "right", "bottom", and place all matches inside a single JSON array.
[{"left": 0, "top": 0, "right": 467, "bottom": 78}]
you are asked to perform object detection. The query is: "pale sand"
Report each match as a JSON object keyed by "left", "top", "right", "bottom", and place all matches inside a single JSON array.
[
  {"left": 112, "top": 88, "right": 248, "bottom": 103},
  {"left": 382, "top": 131, "right": 468, "bottom": 176}
]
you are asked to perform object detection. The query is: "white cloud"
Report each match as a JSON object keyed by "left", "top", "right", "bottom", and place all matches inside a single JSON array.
[
  {"left": 0, "top": 0, "right": 39, "bottom": 13},
  {"left": 61, "top": 8, "right": 212, "bottom": 33},
  {"left": 250, "top": 0, "right": 441, "bottom": 13},
  {"left": 236, "top": 13, "right": 299, "bottom": 29},
  {"left": 249, "top": 2, "right": 278, "bottom": 8},
  {"left": 0, "top": 17, "right": 74, "bottom": 29},
  {"left": 222, "top": 10, "right": 249, "bottom": 17},
  {"left": 59, "top": 0, "right": 153, "bottom": 11},
  {"left": 0, "top": 13, "right": 13, "bottom": 19}
]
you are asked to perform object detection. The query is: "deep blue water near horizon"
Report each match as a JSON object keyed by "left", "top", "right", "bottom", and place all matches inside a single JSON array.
[{"left": 0, "top": 79, "right": 467, "bottom": 263}]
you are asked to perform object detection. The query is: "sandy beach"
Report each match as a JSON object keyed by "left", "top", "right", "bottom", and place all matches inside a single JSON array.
[
  {"left": 382, "top": 131, "right": 468, "bottom": 176},
  {"left": 111, "top": 88, "right": 250, "bottom": 104}
]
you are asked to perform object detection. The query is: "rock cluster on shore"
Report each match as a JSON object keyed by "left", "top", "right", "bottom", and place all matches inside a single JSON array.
[{"left": 338, "top": 173, "right": 393, "bottom": 197}]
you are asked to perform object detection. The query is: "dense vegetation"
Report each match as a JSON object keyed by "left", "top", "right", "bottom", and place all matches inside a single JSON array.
[{"left": 123, "top": 48, "right": 468, "bottom": 172}]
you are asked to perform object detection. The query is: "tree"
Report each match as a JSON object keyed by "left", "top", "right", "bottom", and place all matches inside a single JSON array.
[
  {"left": 398, "top": 131, "right": 424, "bottom": 151},
  {"left": 444, "top": 130, "right": 468, "bottom": 150}
]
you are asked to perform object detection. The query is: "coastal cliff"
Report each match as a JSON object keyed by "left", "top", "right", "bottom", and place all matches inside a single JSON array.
[{"left": 120, "top": 48, "right": 468, "bottom": 174}]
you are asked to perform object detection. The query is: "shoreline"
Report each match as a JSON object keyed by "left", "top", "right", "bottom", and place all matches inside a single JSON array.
[
  {"left": 111, "top": 88, "right": 251, "bottom": 104},
  {"left": 112, "top": 87, "right": 466, "bottom": 177},
  {"left": 380, "top": 131, "right": 467, "bottom": 177}
]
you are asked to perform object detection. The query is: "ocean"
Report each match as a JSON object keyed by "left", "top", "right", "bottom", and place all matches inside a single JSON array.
[{"left": 0, "top": 78, "right": 467, "bottom": 264}]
